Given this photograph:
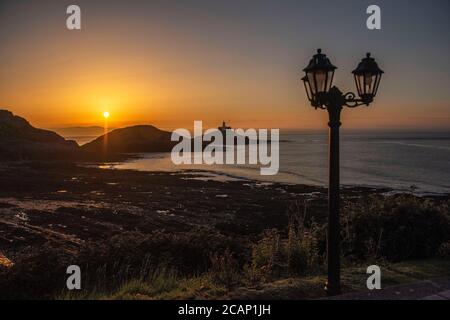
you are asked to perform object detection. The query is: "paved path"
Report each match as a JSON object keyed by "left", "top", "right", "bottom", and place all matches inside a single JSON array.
[{"left": 326, "top": 278, "right": 450, "bottom": 300}]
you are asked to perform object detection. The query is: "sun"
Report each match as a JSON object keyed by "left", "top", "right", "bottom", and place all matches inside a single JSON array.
[{"left": 103, "top": 111, "right": 110, "bottom": 119}]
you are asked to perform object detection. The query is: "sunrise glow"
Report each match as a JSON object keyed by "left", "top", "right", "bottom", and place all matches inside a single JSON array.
[{"left": 0, "top": 1, "right": 449, "bottom": 131}]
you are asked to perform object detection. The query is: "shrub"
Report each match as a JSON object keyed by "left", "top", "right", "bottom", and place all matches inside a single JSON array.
[
  {"left": 248, "top": 225, "right": 324, "bottom": 281},
  {"left": 438, "top": 242, "right": 450, "bottom": 260},
  {"left": 209, "top": 249, "right": 240, "bottom": 291},
  {"left": 0, "top": 244, "right": 72, "bottom": 299},
  {"left": 0, "top": 228, "right": 249, "bottom": 299},
  {"left": 250, "top": 229, "right": 286, "bottom": 280},
  {"left": 341, "top": 195, "right": 450, "bottom": 261}
]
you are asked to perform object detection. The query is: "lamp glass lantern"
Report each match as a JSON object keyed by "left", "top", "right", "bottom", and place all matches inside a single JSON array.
[
  {"left": 301, "top": 76, "right": 313, "bottom": 103},
  {"left": 352, "top": 53, "right": 384, "bottom": 102},
  {"left": 302, "top": 49, "right": 337, "bottom": 104}
]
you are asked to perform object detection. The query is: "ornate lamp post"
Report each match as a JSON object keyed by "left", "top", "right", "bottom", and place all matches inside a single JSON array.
[{"left": 301, "top": 49, "right": 384, "bottom": 296}]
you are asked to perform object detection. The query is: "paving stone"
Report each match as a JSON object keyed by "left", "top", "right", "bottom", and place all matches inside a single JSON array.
[
  {"left": 437, "top": 290, "right": 450, "bottom": 299},
  {"left": 324, "top": 278, "right": 450, "bottom": 300},
  {"left": 421, "top": 295, "right": 446, "bottom": 300}
]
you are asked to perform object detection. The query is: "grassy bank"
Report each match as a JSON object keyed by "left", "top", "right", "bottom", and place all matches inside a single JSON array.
[{"left": 59, "top": 259, "right": 450, "bottom": 300}]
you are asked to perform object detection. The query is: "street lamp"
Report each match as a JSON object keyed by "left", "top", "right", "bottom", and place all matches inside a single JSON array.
[
  {"left": 301, "top": 49, "right": 384, "bottom": 296},
  {"left": 352, "top": 53, "right": 384, "bottom": 104}
]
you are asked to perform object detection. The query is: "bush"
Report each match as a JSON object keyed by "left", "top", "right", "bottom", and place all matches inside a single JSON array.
[
  {"left": 0, "top": 244, "right": 72, "bottom": 299},
  {"left": 0, "top": 228, "right": 249, "bottom": 299},
  {"left": 250, "top": 229, "right": 286, "bottom": 280},
  {"left": 76, "top": 227, "right": 248, "bottom": 276},
  {"left": 341, "top": 195, "right": 450, "bottom": 261},
  {"left": 209, "top": 249, "right": 240, "bottom": 291},
  {"left": 248, "top": 225, "right": 324, "bottom": 281},
  {"left": 438, "top": 242, "right": 450, "bottom": 260}
]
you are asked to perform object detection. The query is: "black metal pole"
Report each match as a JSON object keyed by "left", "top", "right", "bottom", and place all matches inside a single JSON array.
[{"left": 325, "top": 102, "right": 342, "bottom": 296}]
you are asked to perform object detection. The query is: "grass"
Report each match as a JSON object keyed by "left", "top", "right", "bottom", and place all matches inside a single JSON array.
[
  {"left": 231, "top": 259, "right": 450, "bottom": 300},
  {"left": 59, "top": 272, "right": 227, "bottom": 300},
  {"left": 340, "top": 259, "right": 450, "bottom": 291},
  {"left": 58, "top": 259, "right": 450, "bottom": 300}
]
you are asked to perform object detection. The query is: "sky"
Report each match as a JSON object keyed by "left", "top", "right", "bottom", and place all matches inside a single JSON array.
[{"left": 0, "top": 0, "right": 449, "bottom": 131}]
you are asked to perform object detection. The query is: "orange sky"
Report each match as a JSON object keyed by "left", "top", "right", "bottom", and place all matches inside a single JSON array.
[{"left": 0, "top": 1, "right": 449, "bottom": 131}]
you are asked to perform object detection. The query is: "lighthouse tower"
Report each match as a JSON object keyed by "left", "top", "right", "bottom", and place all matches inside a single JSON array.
[
  {"left": 218, "top": 121, "right": 231, "bottom": 148},
  {"left": 218, "top": 121, "right": 231, "bottom": 134}
]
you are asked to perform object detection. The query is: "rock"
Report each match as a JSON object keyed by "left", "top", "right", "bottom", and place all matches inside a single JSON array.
[
  {"left": 80, "top": 125, "right": 177, "bottom": 156},
  {"left": 0, "top": 253, "right": 14, "bottom": 268},
  {"left": 0, "top": 109, "right": 79, "bottom": 160}
]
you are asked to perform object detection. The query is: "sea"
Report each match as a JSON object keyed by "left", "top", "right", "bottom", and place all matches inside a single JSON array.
[{"left": 72, "top": 132, "right": 450, "bottom": 195}]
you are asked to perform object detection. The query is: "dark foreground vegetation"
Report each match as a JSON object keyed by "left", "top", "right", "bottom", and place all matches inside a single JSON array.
[{"left": 0, "top": 162, "right": 449, "bottom": 299}]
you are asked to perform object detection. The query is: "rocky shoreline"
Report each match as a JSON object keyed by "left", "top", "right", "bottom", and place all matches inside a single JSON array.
[{"left": 0, "top": 161, "right": 398, "bottom": 261}]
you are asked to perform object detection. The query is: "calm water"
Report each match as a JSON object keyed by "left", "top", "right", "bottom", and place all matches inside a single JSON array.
[{"left": 101, "top": 132, "right": 450, "bottom": 195}]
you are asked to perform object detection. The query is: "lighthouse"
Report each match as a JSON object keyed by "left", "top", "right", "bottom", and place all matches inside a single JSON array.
[
  {"left": 218, "top": 121, "right": 231, "bottom": 135},
  {"left": 218, "top": 121, "right": 231, "bottom": 149}
]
